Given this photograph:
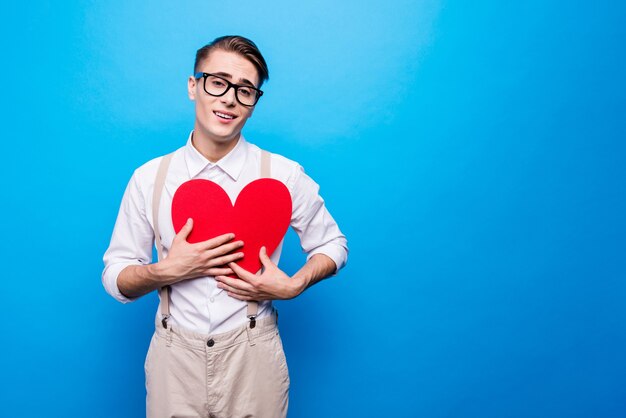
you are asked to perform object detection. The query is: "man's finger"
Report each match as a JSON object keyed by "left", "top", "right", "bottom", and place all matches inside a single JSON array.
[
  {"left": 174, "top": 218, "right": 194, "bottom": 242},
  {"left": 206, "top": 267, "right": 234, "bottom": 276},
  {"left": 228, "top": 262, "right": 256, "bottom": 282},
  {"left": 209, "top": 251, "right": 244, "bottom": 268},
  {"left": 259, "top": 246, "right": 274, "bottom": 269},
  {"left": 199, "top": 232, "right": 236, "bottom": 250},
  {"left": 216, "top": 275, "right": 255, "bottom": 293},
  {"left": 205, "top": 240, "right": 244, "bottom": 257}
]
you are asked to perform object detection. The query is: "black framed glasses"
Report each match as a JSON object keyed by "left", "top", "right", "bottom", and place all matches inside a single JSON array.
[{"left": 194, "top": 72, "right": 263, "bottom": 107}]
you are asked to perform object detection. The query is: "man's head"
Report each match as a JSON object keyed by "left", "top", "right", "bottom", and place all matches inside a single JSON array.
[
  {"left": 194, "top": 36, "right": 269, "bottom": 89},
  {"left": 188, "top": 36, "right": 269, "bottom": 147}
]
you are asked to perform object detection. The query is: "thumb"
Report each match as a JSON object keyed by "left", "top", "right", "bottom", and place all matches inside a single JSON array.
[
  {"left": 259, "top": 246, "right": 273, "bottom": 268},
  {"left": 175, "top": 218, "right": 194, "bottom": 242}
]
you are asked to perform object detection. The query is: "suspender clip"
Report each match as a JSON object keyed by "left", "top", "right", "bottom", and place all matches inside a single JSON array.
[
  {"left": 248, "top": 315, "right": 257, "bottom": 329},
  {"left": 161, "top": 314, "right": 170, "bottom": 329}
]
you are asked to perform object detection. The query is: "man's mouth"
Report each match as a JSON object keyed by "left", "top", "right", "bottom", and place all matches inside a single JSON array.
[{"left": 214, "top": 111, "right": 237, "bottom": 120}]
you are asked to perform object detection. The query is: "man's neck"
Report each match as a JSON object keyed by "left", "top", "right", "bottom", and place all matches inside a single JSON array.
[{"left": 191, "top": 130, "right": 240, "bottom": 163}]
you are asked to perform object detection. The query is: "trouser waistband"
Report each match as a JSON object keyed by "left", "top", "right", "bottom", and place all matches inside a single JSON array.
[{"left": 154, "top": 310, "right": 278, "bottom": 352}]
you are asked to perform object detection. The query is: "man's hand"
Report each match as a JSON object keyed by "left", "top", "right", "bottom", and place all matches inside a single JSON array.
[
  {"left": 215, "top": 247, "right": 306, "bottom": 301},
  {"left": 158, "top": 218, "right": 245, "bottom": 281}
]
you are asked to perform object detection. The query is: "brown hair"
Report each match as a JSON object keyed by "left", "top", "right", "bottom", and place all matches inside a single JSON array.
[{"left": 194, "top": 35, "right": 269, "bottom": 88}]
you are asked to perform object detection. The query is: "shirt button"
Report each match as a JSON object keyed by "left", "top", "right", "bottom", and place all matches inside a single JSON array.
[
  {"left": 207, "top": 339, "right": 215, "bottom": 347},
  {"left": 210, "top": 297, "right": 215, "bottom": 303}
]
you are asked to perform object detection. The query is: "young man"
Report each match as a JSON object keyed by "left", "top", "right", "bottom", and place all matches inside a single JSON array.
[{"left": 102, "top": 36, "right": 348, "bottom": 418}]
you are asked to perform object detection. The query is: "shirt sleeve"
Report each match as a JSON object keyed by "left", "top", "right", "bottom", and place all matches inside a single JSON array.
[
  {"left": 102, "top": 171, "right": 154, "bottom": 303},
  {"left": 289, "top": 165, "right": 348, "bottom": 273}
]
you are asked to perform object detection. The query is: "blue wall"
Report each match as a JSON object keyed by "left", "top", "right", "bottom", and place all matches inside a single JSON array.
[{"left": 2, "top": 1, "right": 625, "bottom": 417}]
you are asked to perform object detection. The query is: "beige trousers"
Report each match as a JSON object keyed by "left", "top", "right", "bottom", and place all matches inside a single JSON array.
[{"left": 145, "top": 313, "right": 289, "bottom": 418}]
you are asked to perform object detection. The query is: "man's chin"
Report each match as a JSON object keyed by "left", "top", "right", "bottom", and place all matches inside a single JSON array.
[{"left": 196, "top": 127, "right": 241, "bottom": 145}]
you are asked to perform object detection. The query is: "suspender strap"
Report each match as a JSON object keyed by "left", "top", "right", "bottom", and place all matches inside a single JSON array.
[
  {"left": 261, "top": 148, "right": 271, "bottom": 179},
  {"left": 247, "top": 149, "right": 272, "bottom": 328},
  {"left": 153, "top": 153, "right": 174, "bottom": 328}
]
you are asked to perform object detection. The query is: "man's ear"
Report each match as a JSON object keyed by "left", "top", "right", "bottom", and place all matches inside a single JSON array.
[{"left": 188, "top": 76, "right": 197, "bottom": 100}]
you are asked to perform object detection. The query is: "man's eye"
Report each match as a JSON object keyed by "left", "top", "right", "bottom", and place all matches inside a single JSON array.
[
  {"left": 239, "top": 88, "right": 252, "bottom": 97},
  {"left": 211, "top": 80, "right": 226, "bottom": 87}
]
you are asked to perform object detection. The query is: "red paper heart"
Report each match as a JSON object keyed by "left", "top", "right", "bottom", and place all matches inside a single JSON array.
[{"left": 171, "top": 179, "right": 292, "bottom": 275}]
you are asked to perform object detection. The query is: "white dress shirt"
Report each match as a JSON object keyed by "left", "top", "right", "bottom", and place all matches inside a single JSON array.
[{"left": 102, "top": 134, "right": 348, "bottom": 334}]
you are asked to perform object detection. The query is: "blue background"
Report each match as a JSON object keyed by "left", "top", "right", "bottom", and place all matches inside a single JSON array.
[{"left": 2, "top": 1, "right": 625, "bottom": 417}]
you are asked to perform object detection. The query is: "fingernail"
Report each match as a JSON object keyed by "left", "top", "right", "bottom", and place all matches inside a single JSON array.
[{"left": 187, "top": 218, "right": 192, "bottom": 224}]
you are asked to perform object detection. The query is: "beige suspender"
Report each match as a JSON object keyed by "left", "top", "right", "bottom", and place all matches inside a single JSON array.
[
  {"left": 153, "top": 153, "right": 174, "bottom": 328},
  {"left": 153, "top": 149, "right": 272, "bottom": 329},
  {"left": 260, "top": 148, "right": 270, "bottom": 180},
  {"left": 247, "top": 149, "right": 272, "bottom": 327}
]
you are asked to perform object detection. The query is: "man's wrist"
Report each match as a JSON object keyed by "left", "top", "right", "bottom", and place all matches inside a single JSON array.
[
  {"left": 289, "top": 274, "right": 309, "bottom": 298},
  {"left": 149, "top": 261, "right": 174, "bottom": 286}
]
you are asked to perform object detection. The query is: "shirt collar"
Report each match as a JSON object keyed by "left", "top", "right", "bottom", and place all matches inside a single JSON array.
[{"left": 184, "top": 132, "right": 249, "bottom": 181}]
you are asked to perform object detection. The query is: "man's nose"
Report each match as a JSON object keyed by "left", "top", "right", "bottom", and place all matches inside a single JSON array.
[{"left": 221, "top": 86, "right": 237, "bottom": 105}]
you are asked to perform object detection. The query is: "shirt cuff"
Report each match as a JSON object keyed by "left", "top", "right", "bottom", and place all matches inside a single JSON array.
[
  {"left": 102, "top": 262, "right": 142, "bottom": 304},
  {"left": 306, "top": 241, "right": 348, "bottom": 275}
]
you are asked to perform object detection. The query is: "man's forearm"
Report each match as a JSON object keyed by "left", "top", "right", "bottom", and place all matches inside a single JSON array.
[
  {"left": 291, "top": 253, "right": 338, "bottom": 296},
  {"left": 117, "top": 263, "right": 176, "bottom": 299}
]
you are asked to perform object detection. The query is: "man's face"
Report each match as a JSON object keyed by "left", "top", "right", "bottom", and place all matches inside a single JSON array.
[{"left": 188, "top": 49, "right": 260, "bottom": 145}]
